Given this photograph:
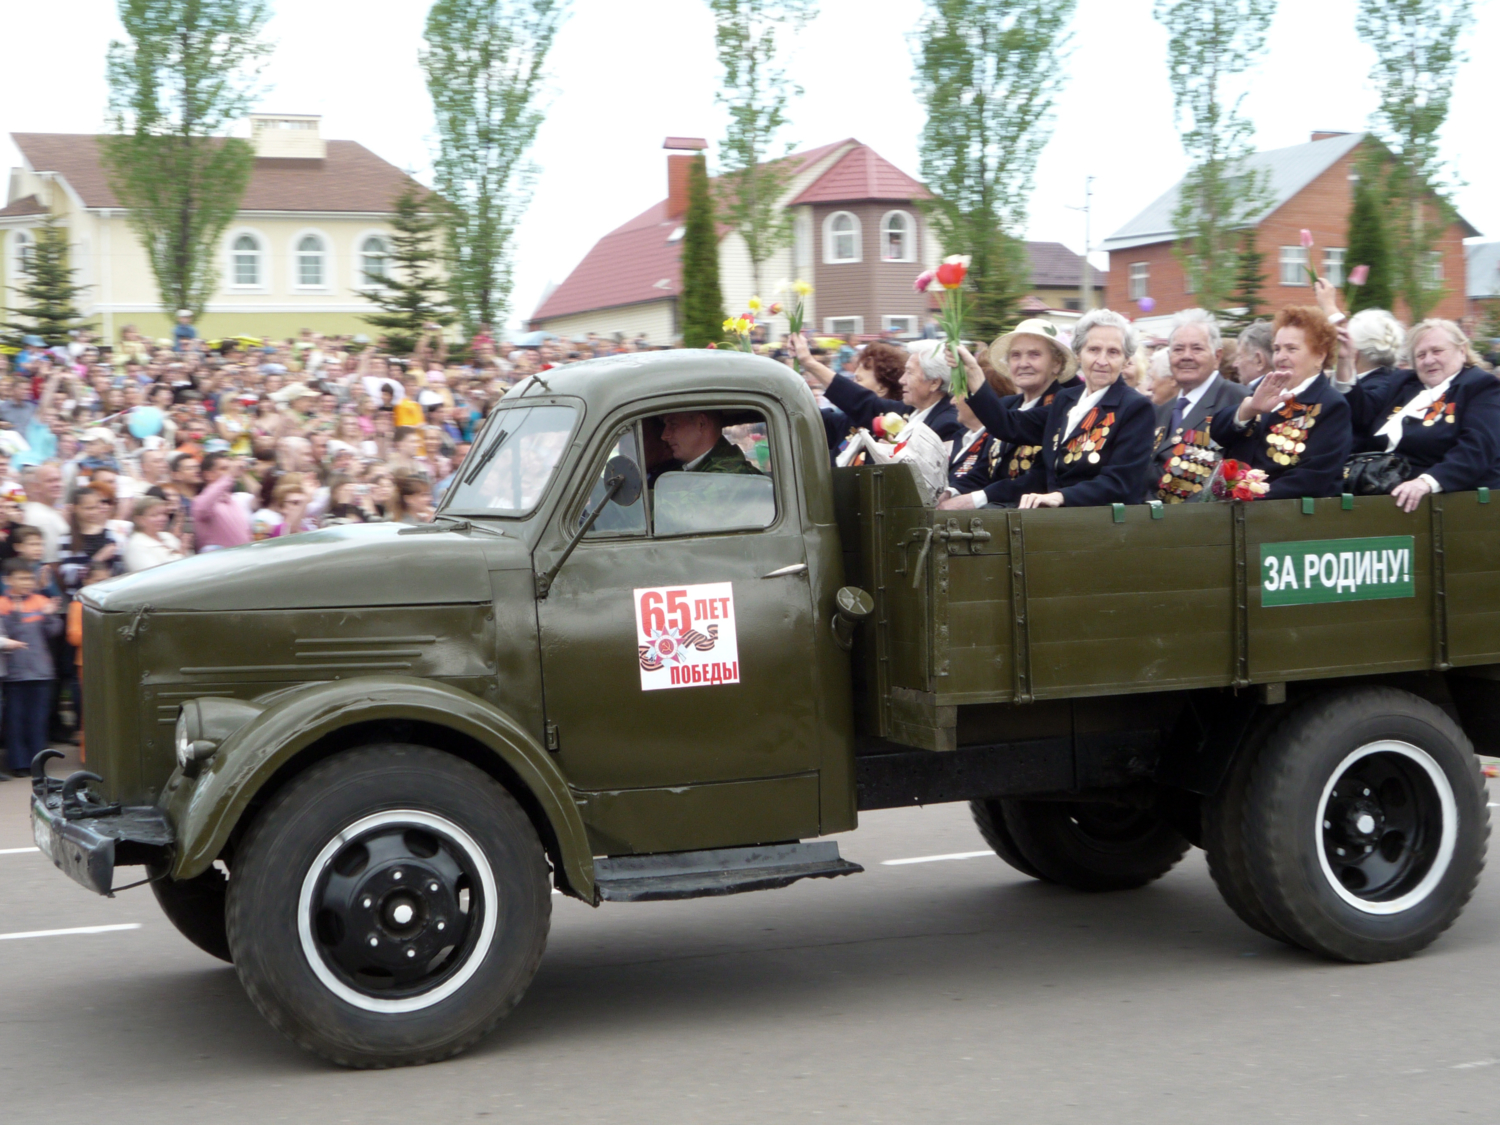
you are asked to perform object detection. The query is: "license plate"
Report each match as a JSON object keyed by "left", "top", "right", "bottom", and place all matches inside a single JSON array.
[{"left": 31, "top": 806, "right": 55, "bottom": 860}]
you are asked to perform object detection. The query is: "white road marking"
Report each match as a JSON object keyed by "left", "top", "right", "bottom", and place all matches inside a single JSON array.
[
  {"left": 881, "top": 850, "right": 994, "bottom": 866},
  {"left": 0, "top": 846, "right": 39, "bottom": 855},
  {"left": 0, "top": 923, "right": 141, "bottom": 942}
]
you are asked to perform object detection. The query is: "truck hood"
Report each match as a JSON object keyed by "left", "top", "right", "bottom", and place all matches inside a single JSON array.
[{"left": 88, "top": 522, "right": 521, "bottom": 612}]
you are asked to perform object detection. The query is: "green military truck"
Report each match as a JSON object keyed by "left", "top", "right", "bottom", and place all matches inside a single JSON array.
[{"left": 31, "top": 352, "right": 1497, "bottom": 1067}]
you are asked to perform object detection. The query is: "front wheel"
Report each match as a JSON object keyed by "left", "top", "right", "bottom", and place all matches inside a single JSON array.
[
  {"left": 226, "top": 744, "right": 551, "bottom": 1067},
  {"left": 1243, "top": 688, "right": 1488, "bottom": 962}
]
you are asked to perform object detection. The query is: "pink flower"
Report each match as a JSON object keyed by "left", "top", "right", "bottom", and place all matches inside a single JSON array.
[
  {"left": 1300, "top": 229, "right": 1314, "bottom": 250},
  {"left": 1349, "top": 264, "right": 1370, "bottom": 286},
  {"left": 912, "top": 269, "right": 936, "bottom": 294}
]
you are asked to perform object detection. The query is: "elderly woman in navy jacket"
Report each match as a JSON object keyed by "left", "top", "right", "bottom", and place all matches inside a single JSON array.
[
  {"left": 951, "top": 309, "right": 1157, "bottom": 508},
  {"left": 1335, "top": 318, "right": 1500, "bottom": 511},
  {"left": 1210, "top": 305, "right": 1352, "bottom": 501},
  {"left": 792, "top": 334, "right": 963, "bottom": 443}
]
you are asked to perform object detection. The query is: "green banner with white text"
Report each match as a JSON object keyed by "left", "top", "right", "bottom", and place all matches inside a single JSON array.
[{"left": 1259, "top": 536, "right": 1416, "bottom": 607}]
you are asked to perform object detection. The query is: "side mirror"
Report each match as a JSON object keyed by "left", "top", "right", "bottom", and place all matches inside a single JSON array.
[
  {"left": 831, "top": 585, "right": 874, "bottom": 651},
  {"left": 606, "top": 454, "right": 643, "bottom": 508}
]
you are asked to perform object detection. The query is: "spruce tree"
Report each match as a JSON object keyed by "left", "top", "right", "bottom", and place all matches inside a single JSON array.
[
  {"left": 1345, "top": 176, "right": 1394, "bottom": 313},
  {"left": 360, "top": 184, "right": 456, "bottom": 357},
  {"left": 1222, "top": 230, "right": 1267, "bottom": 334},
  {"left": 680, "top": 154, "right": 725, "bottom": 349},
  {"left": 4, "top": 215, "right": 93, "bottom": 346}
]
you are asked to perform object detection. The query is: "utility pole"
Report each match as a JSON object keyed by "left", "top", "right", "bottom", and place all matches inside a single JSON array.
[{"left": 1067, "top": 175, "right": 1095, "bottom": 311}]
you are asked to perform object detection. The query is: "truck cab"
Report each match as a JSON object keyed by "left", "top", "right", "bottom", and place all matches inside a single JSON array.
[{"left": 31, "top": 351, "right": 1494, "bottom": 1068}]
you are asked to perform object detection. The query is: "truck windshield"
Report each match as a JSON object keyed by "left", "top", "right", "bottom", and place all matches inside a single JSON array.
[{"left": 443, "top": 404, "right": 577, "bottom": 516}]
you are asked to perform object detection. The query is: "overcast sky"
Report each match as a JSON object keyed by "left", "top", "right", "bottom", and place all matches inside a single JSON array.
[{"left": 2, "top": 0, "right": 1496, "bottom": 330}]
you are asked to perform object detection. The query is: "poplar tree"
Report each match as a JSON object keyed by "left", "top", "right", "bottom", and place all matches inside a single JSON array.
[
  {"left": 709, "top": 0, "right": 815, "bottom": 297},
  {"left": 914, "top": 0, "right": 1074, "bottom": 339},
  {"left": 360, "top": 184, "right": 456, "bottom": 357},
  {"left": 4, "top": 215, "right": 93, "bottom": 346},
  {"left": 1154, "top": 0, "right": 1277, "bottom": 313},
  {"left": 679, "top": 154, "right": 726, "bottom": 349},
  {"left": 1355, "top": 0, "right": 1472, "bottom": 321},
  {"left": 1344, "top": 175, "right": 1394, "bottom": 313},
  {"left": 422, "top": 0, "right": 566, "bottom": 335},
  {"left": 99, "top": 0, "right": 271, "bottom": 317}
]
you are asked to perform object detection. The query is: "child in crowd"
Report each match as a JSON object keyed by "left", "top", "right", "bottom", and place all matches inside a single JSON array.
[
  {"left": 9, "top": 525, "right": 62, "bottom": 598},
  {"left": 0, "top": 558, "right": 61, "bottom": 777},
  {"left": 66, "top": 560, "right": 112, "bottom": 763}
]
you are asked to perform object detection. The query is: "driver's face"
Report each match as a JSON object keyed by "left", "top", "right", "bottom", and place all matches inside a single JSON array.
[{"left": 659, "top": 413, "right": 715, "bottom": 462}]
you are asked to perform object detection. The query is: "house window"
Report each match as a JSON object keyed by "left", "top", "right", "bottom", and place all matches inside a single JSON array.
[
  {"left": 880, "top": 211, "right": 914, "bottom": 262},
  {"left": 1323, "top": 248, "right": 1346, "bottom": 287},
  {"left": 823, "top": 211, "right": 860, "bottom": 264},
  {"left": 360, "top": 235, "right": 389, "bottom": 285},
  {"left": 296, "top": 234, "right": 327, "bottom": 287},
  {"left": 824, "top": 316, "right": 863, "bottom": 336},
  {"left": 1129, "top": 262, "right": 1148, "bottom": 301},
  {"left": 1280, "top": 246, "right": 1309, "bottom": 286},
  {"left": 1426, "top": 251, "right": 1444, "bottom": 285},
  {"left": 882, "top": 315, "right": 916, "bottom": 336},
  {"left": 231, "top": 233, "right": 263, "bottom": 287},
  {"left": 1063, "top": 298, "right": 1082, "bottom": 312},
  {"left": 9, "top": 230, "right": 34, "bottom": 281}
]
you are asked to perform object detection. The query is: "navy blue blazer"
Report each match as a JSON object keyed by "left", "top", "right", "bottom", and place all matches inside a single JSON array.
[
  {"left": 1343, "top": 365, "right": 1500, "bottom": 492},
  {"left": 948, "top": 430, "right": 995, "bottom": 491},
  {"left": 978, "top": 377, "right": 1157, "bottom": 507},
  {"left": 964, "top": 378, "right": 1080, "bottom": 499},
  {"left": 821, "top": 373, "right": 964, "bottom": 443},
  {"left": 1209, "top": 372, "right": 1353, "bottom": 500}
]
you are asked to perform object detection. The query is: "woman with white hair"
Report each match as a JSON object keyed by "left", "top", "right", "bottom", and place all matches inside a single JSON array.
[
  {"left": 1345, "top": 309, "right": 1406, "bottom": 381},
  {"left": 791, "top": 333, "right": 963, "bottom": 442},
  {"left": 958, "top": 310, "right": 1157, "bottom": 508},
  {"left": 1335, "top": 318, "right": 1500, "bottom": 511}
]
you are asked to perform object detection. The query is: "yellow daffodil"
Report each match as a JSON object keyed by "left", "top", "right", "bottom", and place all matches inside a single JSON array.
[
  {"left": 793, "top": 279, "right": 814, "bottom": 297},
  {"left": 747, "top": 296, "right": 763, "bottom": 312}
]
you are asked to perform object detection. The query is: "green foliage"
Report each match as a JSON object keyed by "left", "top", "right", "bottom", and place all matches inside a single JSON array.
[
  {"left": 913, "top": 0, "right": 1074, "bottom": 341},
  {"left": 99, "top": 0, "right": 270, "bottom": 317},
  {"left": 4, "top": 215, "right": 94, "bottom": 347},
  {"left": 1344, "top": 174, "right": 1394, "bottom": 313},
  {"left": 1154, "top": 0, "right": 1276, "bottom": 312},
  {"left": 422, "top": 0, "right": 565, "bottom": 335},
  {"left": 1356, "top": 0, "right": 1472, "bottom": 320},
  {"left": 708, "top": 0, "right": 814, "bottom": 296},
  {"left": 1222, "top": 230, "right": 1267, "bottom": 334},
  {"left": 360, "top": 184, "right": 456, "bottom": 357},
  {"left": 679, "top": 155, "right": 725, "bottom": 349}
]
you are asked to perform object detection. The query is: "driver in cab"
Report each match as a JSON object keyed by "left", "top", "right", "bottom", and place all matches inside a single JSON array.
[{"left": 659, "top": 411, "right": 763, "bottom": 476}]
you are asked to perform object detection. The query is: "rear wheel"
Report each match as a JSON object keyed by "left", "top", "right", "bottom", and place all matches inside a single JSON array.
[
  {"left": 227, "top": 744, "right": 551, "bottom": 1067},
  {"left": 1242, "top": 688, "right": 1488, "bottom": 962},
  {"left": 969, "top": 799, "right": 1049, "bottom": 881},
  {"left": 996, "top": 797, "right": 1190, "bottom": 892}
]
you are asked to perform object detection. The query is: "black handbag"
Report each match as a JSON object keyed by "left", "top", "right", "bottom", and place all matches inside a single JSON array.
[{"left": 1343, "top": 451, "right": 1412, "bottom": 495}]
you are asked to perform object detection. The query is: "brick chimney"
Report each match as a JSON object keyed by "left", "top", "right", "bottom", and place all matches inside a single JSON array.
[
  {"left": 1310, "top": 130, "right": 1351, "bottom": 143},
  {"left": 664, "top": 137, "right": 708, "bottom": 219}
]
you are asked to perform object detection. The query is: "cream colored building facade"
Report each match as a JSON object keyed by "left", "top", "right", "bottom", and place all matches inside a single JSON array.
[{"left": 2, "top": 116, "right": 421, "bottom": 345}]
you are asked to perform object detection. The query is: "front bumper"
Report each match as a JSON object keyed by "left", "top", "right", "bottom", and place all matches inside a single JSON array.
[{"left": 31, "top": 755, "right": 174, "bottom": 896}]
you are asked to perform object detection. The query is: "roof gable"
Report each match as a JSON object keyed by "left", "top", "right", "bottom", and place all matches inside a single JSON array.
[
  {"left": 789, "top": 144, "right": 930, "bottom": 206},
  {"left": 11, "top": 133, "right": 421, "bottom": 213}
]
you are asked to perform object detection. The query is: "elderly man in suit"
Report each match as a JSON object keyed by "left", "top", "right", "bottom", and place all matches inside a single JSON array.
[{"left": 1150, "top": 308, "right": 1250, "bottom": 502}]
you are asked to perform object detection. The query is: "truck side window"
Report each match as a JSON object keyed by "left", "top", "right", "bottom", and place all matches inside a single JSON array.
[
  {"left": 582, "top": 425, "right": 648, "bottom": 537},
  {"left": 649, "top": 408, "right": 776, "bottom": 537}
]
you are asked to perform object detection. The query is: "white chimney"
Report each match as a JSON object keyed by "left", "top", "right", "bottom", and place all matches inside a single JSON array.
[{"left": 249, "top": 114, "right": 326, "bottom": 159}]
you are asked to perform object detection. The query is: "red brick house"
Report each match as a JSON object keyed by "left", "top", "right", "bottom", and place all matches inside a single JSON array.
[{"left": 1100, "top": 132, "right": 1477, "bottom": 324}]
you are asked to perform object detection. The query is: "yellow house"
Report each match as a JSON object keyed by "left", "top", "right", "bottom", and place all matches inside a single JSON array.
[{"left": 1, "top": 114, "right": 423, "bottom": 344}]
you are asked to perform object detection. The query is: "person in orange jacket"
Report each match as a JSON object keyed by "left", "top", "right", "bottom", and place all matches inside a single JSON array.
[{"left": 66, "top": 562, "right": 113, "bottom": 764}]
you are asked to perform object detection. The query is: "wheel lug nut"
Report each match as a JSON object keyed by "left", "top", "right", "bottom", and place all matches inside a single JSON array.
[
  {"left": 393, "top": 870, "right": 403, "bottom": 881},
  {"left": 1336, "top": 847, "right": 1346, "bottom": 856},
  {"left": 436, "top": 921, "right": 446, "bottom": 931},
  {"left": 406, "top": 949, "right": 416, "bottom": 959},
  {"left": 368, "top": 935, "right": 378, "bottom": 947},
  {"left": 1363, "top": 788, "right": 1370, "bottom": 796},
  {"left": 429, "top": 882, "right": 439, "bottom": 893},
  {"left": 1324, "top": 820, "right": 1332, "bottom": 829}
]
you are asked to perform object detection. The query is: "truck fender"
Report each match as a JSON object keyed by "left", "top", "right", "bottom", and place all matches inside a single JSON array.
[{"left": 163, "top": 675, "right": 594, "bottom": 901}]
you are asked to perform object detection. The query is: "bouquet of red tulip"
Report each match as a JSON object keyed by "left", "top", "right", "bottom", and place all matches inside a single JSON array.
[
  {"left": 915, "top": 256, "right": 970, "bottom": 397},
  {"left": 1205, "top": 458, "right": 1270, "bottom": 502}
]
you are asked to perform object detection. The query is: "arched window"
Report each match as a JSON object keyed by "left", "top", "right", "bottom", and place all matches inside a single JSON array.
[
  {"left": 360, "top": 235, "right": 389, "bottom": 285},
  {"left": 880, "top": 210, "right": 914, "bottom": 262},
  {"left": 296, "top": 233, "right": 327, "bottom": 287},
  {"left": 823, "top": 211, "right": 861, "bottom": 264},
  {"left": 231, "top": 233, "right": 263, "bottom": 287}
]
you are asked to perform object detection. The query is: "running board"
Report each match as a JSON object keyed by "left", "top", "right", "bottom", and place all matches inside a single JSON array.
[{"left": 594, "top": 841, "right": 863, "bottom": 902}]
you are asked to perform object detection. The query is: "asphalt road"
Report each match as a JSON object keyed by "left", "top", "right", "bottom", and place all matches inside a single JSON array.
[{"left": 3, "top": 760, "right": 1499, "bottom": 1124}]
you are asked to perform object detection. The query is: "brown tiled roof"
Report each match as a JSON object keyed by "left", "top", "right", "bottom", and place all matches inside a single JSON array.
[
  {"left": 531, "top": 140, "right": 854, "bottom": 325},
  {"left": 789, "top": 143, "right": 930, "bottom": 205},
  {"left": 0, "top": 194, "right": 46, "bottom": 218},
  {"left": 11, "top": 133, "right": 422, "bottom": 212},
  {"left": 1025, "top": 241, "right": 1108, "bottom": 288}
]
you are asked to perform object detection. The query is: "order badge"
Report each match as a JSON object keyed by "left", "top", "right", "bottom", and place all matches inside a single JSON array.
[{"left": 633, "top": 581, "right": 741, "bottom": 691}]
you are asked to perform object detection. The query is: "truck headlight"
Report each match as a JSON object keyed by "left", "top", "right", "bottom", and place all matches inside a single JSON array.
[
  {"left": 174, "top": 700, "right": 218, "bottom": 775},
  {"left": 174, "top": 696, "right": 265, "bottom": 777}
]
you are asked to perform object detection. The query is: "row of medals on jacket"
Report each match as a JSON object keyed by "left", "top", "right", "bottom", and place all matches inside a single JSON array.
[
  {"left": 1056, "top": 409, "right": 1114, "bottom": 466},
  {"left": 1266, "top": 401, "right": 1320, "bottom": 466}
]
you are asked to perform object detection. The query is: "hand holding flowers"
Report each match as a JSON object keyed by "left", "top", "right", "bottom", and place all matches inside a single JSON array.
[{"left": 915, "top": 256, "right": 971, "bottom": 398}]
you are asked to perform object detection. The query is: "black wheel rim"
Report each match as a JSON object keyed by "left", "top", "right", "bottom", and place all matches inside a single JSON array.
[{"left": 1062, "top": 803, "right": 1163, "bottom": 851}]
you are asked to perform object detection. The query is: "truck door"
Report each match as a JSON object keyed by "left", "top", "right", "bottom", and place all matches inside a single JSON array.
[{"left": 534, "top": 399, "right": 822, "bottom": 854}]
